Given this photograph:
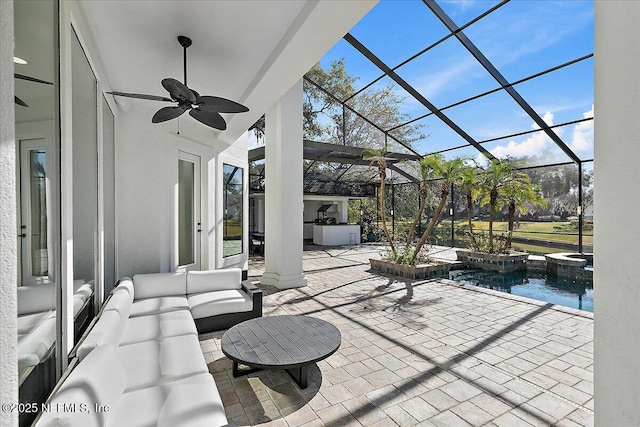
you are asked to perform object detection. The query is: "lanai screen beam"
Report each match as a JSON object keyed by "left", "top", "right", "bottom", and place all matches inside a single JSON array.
[
  {"left": 344, "top": 0, "right": 510, "bottom": 103},
  {"left": 388, "top": 53, "right": 593, "bottom": 133},
  {"left": 304, "top": 76, "right": 422, "bottom": 157},
  {"left": 333, "top": 164, "right": 353, "bottom": 181},
  {"left": 344, "top": 33, "right": 497, "bottom": 161},
  {"left": 424, "top": 0, "right": 581, "bottom": 164},
  {"left": 429, "top": 116, "right": 594, "bottom": 156},
  {"left": 388, "top": 164, "right": 420, "bottom": 184}
]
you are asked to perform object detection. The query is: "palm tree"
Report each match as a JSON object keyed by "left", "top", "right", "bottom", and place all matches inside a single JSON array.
[
  {"left": 363, "top": 144, "right": 396, "bottom": 258},
  {"left": 478, "top": 161, "right": 515, "bottom": 253},
  {"left": 403, "top": 159, "right": 435, "bottom": 248},
  {"left": 411, "top": 155, "right": 467, "bottom": 264},
  {"left": 458, "top": 162, "right": 480, "bottom": 247},
  {"left": 503, "top": 173, "right": 548, "bottom": 247}
]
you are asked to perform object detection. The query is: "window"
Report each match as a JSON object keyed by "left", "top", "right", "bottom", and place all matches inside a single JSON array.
[{"left": 223, "top": 164, "right": 243, "bottom": 257}]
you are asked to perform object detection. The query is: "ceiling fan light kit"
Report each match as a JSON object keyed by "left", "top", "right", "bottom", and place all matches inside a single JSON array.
[{"left": 107, "top": 36, "right": 249, "bottom": 131}]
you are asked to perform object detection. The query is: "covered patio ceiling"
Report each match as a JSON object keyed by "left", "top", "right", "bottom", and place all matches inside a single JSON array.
[{"left": 77, "top": 0, "right": 376, "bottom": 146}]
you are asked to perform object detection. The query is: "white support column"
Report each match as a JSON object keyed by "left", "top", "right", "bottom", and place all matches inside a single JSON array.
[
  {"left": 339, "top": 200, "right": 349, "bottom": 224},
  {"left": 261, "top": 79, "right": 307, "bottom": 289},
  {"left": 0, "top": 1, "right": 18, "bottom": 426},
  {"left": 257, "top": 198, "right": 265, "bottom": 233},
  {"left": 594, "top": 2, "right": 640, "bottom": 426}
]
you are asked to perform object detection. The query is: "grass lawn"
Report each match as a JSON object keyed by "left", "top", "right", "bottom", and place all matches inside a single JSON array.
[
  {"left": 389, "top": 219, "right": 593, "bottom": 250},
  {"left": 465, "top": 221, "right": 593, "bottom": 245}
]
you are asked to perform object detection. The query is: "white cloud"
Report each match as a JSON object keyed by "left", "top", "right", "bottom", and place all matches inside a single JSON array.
[
  {"left": 442, "top": 0, "right": 478, "bottom": 12},
  {"left": 477, "top": 107, "right": 594, "bottom": 163},
  {"left": 414, "top": 58, "right": 477, "bottom": 100},
  {"left": 488, "top": 111, "right": 556, "bottom": 160},
  {"left": 569, "top": 105, "right": 594, "bottom": 154}
]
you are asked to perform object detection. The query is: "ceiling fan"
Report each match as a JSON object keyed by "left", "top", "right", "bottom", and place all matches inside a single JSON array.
[
  {"left": 107, "top": 36, "right": 248, "bottom": 131},
  {"left": 14, "top": 73, "right": 53, "bottom": 107}
]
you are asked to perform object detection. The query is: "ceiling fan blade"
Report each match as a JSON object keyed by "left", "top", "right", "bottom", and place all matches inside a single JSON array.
[
  {"left": 189, "top": 108, "right": 226, "bottom": 130},
  {"left": 15, "top": 96, "right": 28, "bottom": 107},
  {"left": 152, "top": 106, "right": 188, "bottom": 123},
  {"left": 162, "top": 78, "right": 196, "bottom": 104},
  {"left": 197, "top": 96, "right": 249, "bottom": 113},
  {"left": 15, "top": 73, "right": 53, "bottom": 85},
  {"left": 107, "top": 91, "right": 173, "bottom": 102}
]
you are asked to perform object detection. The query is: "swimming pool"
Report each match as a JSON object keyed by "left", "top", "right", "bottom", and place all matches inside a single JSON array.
[{"left": 449, "top": 269, "right": 593, "bottom": 312}]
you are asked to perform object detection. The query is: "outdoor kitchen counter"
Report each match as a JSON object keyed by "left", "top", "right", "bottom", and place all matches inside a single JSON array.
[{"left": 313, "top": 224, "right": 361, "bottom": 246}]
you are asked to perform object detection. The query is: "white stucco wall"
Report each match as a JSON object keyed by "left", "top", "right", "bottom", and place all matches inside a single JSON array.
[
  {"left": 593, "top": 1, "right": 640, "bottom": 425},
  {"left": 116, "top": 101, "right": 249, "bottom": 278},
  {"left": 0, "top": 1, "right": 18, "bottom": 425}
]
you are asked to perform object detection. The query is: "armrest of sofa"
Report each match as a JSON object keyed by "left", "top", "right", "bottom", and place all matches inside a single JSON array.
[{"left": 241, "top": 280, "right": 262, "bottom": 317}]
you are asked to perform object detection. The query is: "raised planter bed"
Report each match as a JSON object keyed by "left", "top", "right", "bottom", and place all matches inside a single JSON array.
[
  {"left": 456, "top": 249, "right": 529, "bottom": 273},
  {"left": 370, "top": 259, "right": 451, "bottom": 280}
]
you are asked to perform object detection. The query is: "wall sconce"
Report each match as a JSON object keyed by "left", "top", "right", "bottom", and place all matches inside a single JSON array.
[{"left": 449, "top": 208, "right": 454, "bottom": 216}]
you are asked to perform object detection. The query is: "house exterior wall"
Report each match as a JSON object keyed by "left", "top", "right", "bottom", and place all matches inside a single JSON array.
[
  {"left": 593, "top": 1, "right": 640, "bottom": 425},
  {"left": 115, "top": 101, "right": 249, "bottom": 278},
  {"left": 0, "top": 1, "right": 18, "bottom": 425}
]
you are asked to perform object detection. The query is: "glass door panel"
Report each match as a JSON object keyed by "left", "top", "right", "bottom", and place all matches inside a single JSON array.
[
  {"left": 178, "top": 152, "right": 201, "bottom": 270},
  {"left": 19, "top": 140, "right": 53, "bottom": 283}
]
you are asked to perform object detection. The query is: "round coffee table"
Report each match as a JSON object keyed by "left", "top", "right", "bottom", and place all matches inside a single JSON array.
[{"left": 221, "top": 315, "right": 341, "bottom": 388}]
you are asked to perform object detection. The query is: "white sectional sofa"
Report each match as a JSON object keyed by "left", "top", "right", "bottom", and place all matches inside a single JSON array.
[
  {"left": 18, "top": 280, "right": 94, "bottom": 379},
  {"left": 37, "top": 268, "right": 261, "bottom": 427}
]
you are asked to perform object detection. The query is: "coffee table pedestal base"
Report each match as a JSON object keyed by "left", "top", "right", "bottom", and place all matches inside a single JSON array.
[{"left": 232, "top": 361, "right": 309, "bottom": 389}]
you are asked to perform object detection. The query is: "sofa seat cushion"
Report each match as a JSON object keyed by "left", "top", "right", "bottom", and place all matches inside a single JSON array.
[
  {"left": 188, "top": 289, "right": 253, "bottom": 319},
  {"left": 118, "top": 334, "right": 208, "bottom": 391},
  {"left": 120, "top": 310, "right": 197, "bottom": 346},
  {"left": 37, "top": 345, "right": 128, "bottom": 427},
  {"left": 130, "top": 296, "right": 189, "bottom": 317},
  {"left": 108, "top": 373, "right": 228, "bottom": 427}
]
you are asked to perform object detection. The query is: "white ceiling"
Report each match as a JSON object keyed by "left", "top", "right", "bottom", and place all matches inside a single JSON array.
[{"left": 78, "top": 0, "right": 377, "bottom": 145}]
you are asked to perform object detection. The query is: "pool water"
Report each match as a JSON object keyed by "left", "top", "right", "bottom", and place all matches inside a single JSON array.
[{"left": 449, "top": 269, "right": 593, "bottom": 312}]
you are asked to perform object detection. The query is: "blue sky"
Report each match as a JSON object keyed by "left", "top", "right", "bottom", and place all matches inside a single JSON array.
[{"left": 317, "top": 0, "right": 594, "bottom": 165}]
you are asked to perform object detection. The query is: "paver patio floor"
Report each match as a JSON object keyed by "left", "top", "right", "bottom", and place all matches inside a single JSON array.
[{"left": 199, "top": 245, "right": 594, "bottom": 426}]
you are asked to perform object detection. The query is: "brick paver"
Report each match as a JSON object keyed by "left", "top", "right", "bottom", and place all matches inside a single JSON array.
[{"left": 200, "top": 244, "right": 594, "bottom": 426}]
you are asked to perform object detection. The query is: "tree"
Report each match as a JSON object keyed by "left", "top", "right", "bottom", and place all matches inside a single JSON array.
[
  {"left": 502, "top": 172, "right": 548, "bottom": 248},
  {"left": 410, "top": 155, "right": 467, "bottom": 264},
  {"left": 458, "top": 162, "right": 481, "bottom": 247},
  {"left": 478, "top": 161, "right": 515, "bottom": 253},
  {"left": 363, "top": 144, "right": 397, "bottom": 258},
  {"left": 250, "top": 59, "right": 425, "bottom": 181}
]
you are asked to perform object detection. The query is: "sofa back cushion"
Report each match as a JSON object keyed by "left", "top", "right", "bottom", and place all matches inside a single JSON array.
[
  {"left": 113, "top": 278, "right": 134, "bottom": 304},
  {"left": 133, "top": 272, "right": 187, "bottom": 300},
  {"left": 103, "top": 289, "right": 132, "bottom": 320},
  {"left": 38, "top": 345, "right": 127, "bottom": 427},
  {"left": 77, "top": 310, "right": 125, "bottom": 361},
  {"left": 186, "top": 269, "right": 241, "bottom": 294},
  {"left": 17, "top": 284, "right": 55, "bottom": 315}
]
